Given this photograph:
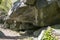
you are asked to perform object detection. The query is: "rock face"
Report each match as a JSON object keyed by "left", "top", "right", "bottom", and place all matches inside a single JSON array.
[
  {"left": 25, "top": 0, "right": 36, "bottom": 5},
  {"left": 5, "top": 0, "right": 60, "bottom": 30},
  {"left": 38, "top": 2, "right": 60, "bottom": 26}
]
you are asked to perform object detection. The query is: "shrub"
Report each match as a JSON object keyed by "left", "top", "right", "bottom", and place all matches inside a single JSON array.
[{"left": 42, "top": 27, "right": 57, "bottom": 40}]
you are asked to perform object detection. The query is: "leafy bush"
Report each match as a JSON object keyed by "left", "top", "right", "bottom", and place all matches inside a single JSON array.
[
  {"left": 42, "top": 28, "right": 57, "bottom": 40},
  {"left": 0, "top": 0, "right": 12, "bottom": 13}
]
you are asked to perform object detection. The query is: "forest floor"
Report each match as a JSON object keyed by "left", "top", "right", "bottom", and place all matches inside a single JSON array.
[
  {"left": 1, "top": 24, "right": 60, "bottom": 40},
  {"left": 0, "top": 24, "right": 33, "bottom": 40}
]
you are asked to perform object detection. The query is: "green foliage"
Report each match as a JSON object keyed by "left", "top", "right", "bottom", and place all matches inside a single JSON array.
[
  {"left": 42, "top": 28, "right": 57, "bottom": 40},
  {"left": 0, "top": 0, "right": 12, "bottom": 13},
  {"left": 0, "top": 0, "right": 2, "bottom": 4},
  {"left": 0, "top": 5, "right": 8, "bottom": 12}
]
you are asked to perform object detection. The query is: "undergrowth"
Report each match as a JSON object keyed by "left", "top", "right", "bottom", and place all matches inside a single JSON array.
[{"left": 42, "top": 27, "right": 57, "bottom": 40}]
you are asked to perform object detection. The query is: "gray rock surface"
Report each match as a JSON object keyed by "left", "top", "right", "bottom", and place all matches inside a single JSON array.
[{"left": 5, "top": 0, "right": 60, "bottom": 30}]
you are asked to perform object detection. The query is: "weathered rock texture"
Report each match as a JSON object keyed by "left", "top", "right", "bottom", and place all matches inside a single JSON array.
[{"left": 5, "top": 0, "right": 60, "bottom": 30}]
